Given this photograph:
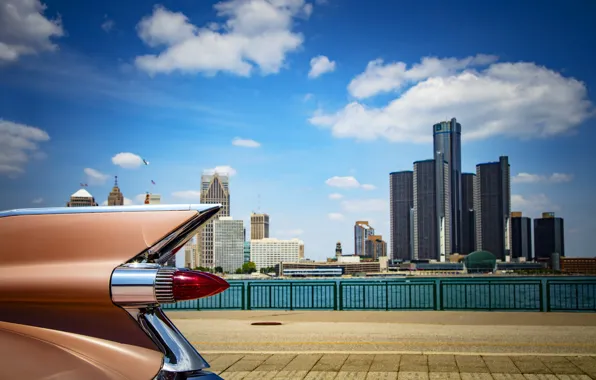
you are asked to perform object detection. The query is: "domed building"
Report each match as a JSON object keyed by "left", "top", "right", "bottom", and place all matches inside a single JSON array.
[{"left": 463, "top": 250, "right": 497, "bottom": 273}]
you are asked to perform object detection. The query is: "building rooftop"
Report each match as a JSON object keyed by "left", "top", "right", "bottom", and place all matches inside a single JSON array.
[{"left": 71, "top": 189, "right": 93, "bottom": 198}]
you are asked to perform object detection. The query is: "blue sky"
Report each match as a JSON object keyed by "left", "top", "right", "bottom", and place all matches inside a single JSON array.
[{"left": 1, "top": 0, "right": 595, "bottom": 262}]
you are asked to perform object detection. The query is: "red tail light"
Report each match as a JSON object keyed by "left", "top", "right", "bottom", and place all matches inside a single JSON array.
[{"left": 172, "top": 270, "right": 229, "bottom": 301}]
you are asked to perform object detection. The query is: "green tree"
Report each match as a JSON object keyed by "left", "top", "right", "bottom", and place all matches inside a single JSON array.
[
  {"left": 214, "top": 266, "right": 223, "bottom": 273},
  {"left": 241, "top": 261, "right": 257, "bottom": 274}
]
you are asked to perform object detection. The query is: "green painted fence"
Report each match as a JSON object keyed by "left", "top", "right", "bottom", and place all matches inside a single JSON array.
[{"left": 160, "top": 277, "right": 596, "bottom": 312}]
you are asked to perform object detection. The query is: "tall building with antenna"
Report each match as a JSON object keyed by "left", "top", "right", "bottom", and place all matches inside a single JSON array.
[
  {"left": 107, "top": 176, "right": 124, "bottom": 206},
  {"left": 250, "top": 213, "right": 270, "bottom": 240}
]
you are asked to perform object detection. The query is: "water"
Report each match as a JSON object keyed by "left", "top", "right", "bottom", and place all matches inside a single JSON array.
[{"left": 162, "top": 276, "right": 596, "bottom": 312}]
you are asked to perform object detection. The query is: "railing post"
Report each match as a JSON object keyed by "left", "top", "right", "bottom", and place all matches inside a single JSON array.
[
  {"left": 241, "top": 283, "right": 245, "bottom": 310},
  {"left": 434, "top": 279, "right": 441, "bottom": 310},
  {"left": 333, "top": 282, "right": 338, "bottom": 310},
  {"left": 290, "top": 282, "right": 294, "bottom": 311},
  {"left": 540, "top": 279, "right": 549, "bottom": 312},
  {"left": 247, "top": 282, "right": 252, "bottom": 310},
  {"left": 385, "top": 281, "right": 389, "bottom": 311},
  {"left": 488, "top": 281, "right": 492, "bottom": 311},
  {"left": 339, "top": 281, "right": 344, "bottom": 310}
]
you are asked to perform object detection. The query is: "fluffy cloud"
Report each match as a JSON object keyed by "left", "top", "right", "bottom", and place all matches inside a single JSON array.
[
  {"left": 328, "top": 193, "right": 343, "bottom": 200},
  {"left": 134, "top": 0, "right": 313, "bottom": 76},
  {"left": 84, "top": 168, "right": 110, "bottom": 185},
  {"left": 310, "top": 56, "right": 594, "bottom": 143},
  {"left": 101, "top": 17, "right": 114, "bottom": 32},
  {"left": 341, "top": 198, "right": 387, "bottom": 213},
  {"left": 232, "top": 137, "right": 261, "bottom": 148},
  {"left": 325, "top": 176, "right": 376, "bottom": 190},
  {"left": 327, "top": 212, "right": 344, "bottom": 221},
  {"left": 172, "top": 190, "right": 202, "bottom": 200},
  {"left": 0, "top": 119, "right": 50, "bottom": 176},
  {"left": 303, "top": 93, "right": 313, "bottom": 101},
  {"left": 31, "top": 197, "right": 43, "bottom": 204},
  {"left": 308, "top": 55, "right": 336, "bottom": 78},
  {"left": 511, "top": 194, "right": 559, "bottom": 217},
  {"left": 111, "top": 152, "right": 143, "bottom": 169},
  {"left": 512, "top": 172, "right": 574, "bottom": 184},
  {"left": 204, "top": 165, "right": 237, "bottom": 176},
  {"left": 0, "top": 0, "right": 64, "bottom": 63}
]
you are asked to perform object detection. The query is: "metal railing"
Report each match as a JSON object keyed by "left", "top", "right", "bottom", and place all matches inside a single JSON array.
[{"left": 162, "top": 277, "right": 596, "bottom": 312}]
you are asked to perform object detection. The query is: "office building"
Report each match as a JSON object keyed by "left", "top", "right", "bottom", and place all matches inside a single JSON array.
[
  {"left": 67, "top": 188, "right": 98, "bottom": 207},
  {"left": 389, "top": 171, "right": 414, "bottom": 260},
  {"left": 250, "top": 238, "right": 304, "bottom": 270},
  {"left": 184, "top": 235, "right": 199, "bottom": 268},
  {"left": 243, "top": 241, "right": 250, "bottom": 263},
  {"left": 511, "top": 211, "right": 532, "bottom": 260},
  {"left": 433, "top": 118, "right": 462, "bottom": 254},
  {"left": 534, "top": 212, "right": 565, "bottom": 260},
  {"left": 354, "top": 221, "right": 375, "bottom": 256},
  {"left": 461, "top": 173, "right": 476, "bottom": 255},
  {"left": 196, "top": 173, "right": 230, "bottom": 268},
  {"left": 366, "top": 235, "right": 388, "bottom": 260},
  {"left": 213, "top": 217, "right": 244, "bottom": 273},
  {"left": 250, "top": 213, "right": 270, "bottom": 240},
  {"left": 413, "top": 159, "right": 449, "bottom": 261},
  {"left": 474, "top": 156, "right": 511, "bottom": 260},
  {"left": 107, "top": 176, "right": 124, "bottom": 206}
]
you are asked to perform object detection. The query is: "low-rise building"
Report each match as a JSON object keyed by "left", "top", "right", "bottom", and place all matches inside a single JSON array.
[{"left": 250, "top": 238, "right": 304, "bottom": 270}]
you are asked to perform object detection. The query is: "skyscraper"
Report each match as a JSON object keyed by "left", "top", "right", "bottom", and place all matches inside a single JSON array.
[
  {"left": 534, "top": 212, "right": 565, "bottom": 260},
  {"left": 213, "top": 216, "right": 244, "bottom": 273},
  {"left": 197, "top": 172, "right": 230, "bottom": 268},
  {"left": 389, "top": 171, "right": 414, "bottom": 260},
  {"left": 250, "top": 213, "right": 270, "bottom": 240},
  {"left": 461, "top": 173, "right": 476, "bottom": 255},
  {"left": 474, "top": 156, "right": 511, "bottom": 260},
  {"left": 67, "top": 188, "right": 98, "bottom": 207},
  {"left": 354, "top": 221, "right": 375, "bottom": 256},
  {"left": 413, "top": 159, "right": 449, "bottom": 260},
  {"left": 511, "top": 211, "right": 532, "bottom": 260},
  {"left": 107, "top": 176, "right": 124, "bottom": 206},
  {"left": 433, "top": 118, "right": 462, "bottom": 255}
]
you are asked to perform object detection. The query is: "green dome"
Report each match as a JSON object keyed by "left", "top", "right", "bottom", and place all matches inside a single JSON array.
[{"left": 464, "top": 250, "right": 497, "bottom": 272}]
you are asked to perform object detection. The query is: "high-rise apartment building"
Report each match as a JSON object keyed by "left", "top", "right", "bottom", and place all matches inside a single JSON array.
[
  {"left": 474, "top": 156, "right": 511, "bottom": 260},
  {"left": 243, "top": 241, "right": 251, "bottom": 263},
  {"left": 196, "top": 173, "right": 230, "bottom": 268},
  {"left": 413, "top": 159, "right": 449, "bottom": 260},
  {"left": 250, "top": 238, "right": 304, "bottom": 270},
  {"left": 534, "top": 212, "right": 565, "bottom": 260},
  {"left": 250, "top": 213, "right": 270, "bottom": 240},
  {"left": 389, "top": 171, "right": 414, "bottom": 260},
  {"left": 354, "top": 221, "right": 375, "bottom": 256},
  {"left": 107, "top": 176, "right": 124, "bottom": 206},
  {"left": 213, "top": 216, "right": 244, "bottom": 273},
  {"left": 67, "top": 188, "right": 98, "bottom": 207},
  {"left": 511, "top": 211, "right": 532, "bottom": 260},
  {"left": 433, "top": 118, "right": 462, "bottom": 255},
  {"left": 461, "top": 173, "right": 476, "bottom": 255},
  {"left": 365, "top": 235, "right": 388, "bottom": 260}
]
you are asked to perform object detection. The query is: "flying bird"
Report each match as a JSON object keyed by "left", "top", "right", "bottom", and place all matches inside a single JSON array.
[{"left": 143, "top": 158, "right": 149, "bottom": 165}]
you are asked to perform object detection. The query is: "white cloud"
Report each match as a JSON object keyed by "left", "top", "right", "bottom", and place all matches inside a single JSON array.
[
  {"left": 308, "top": 55, "right": 336, "bottom": 78},
  {"left": 0, "top": 0, "right": 64, "bottom": 63},
  {"left": 204, "top": 165, "right": 237, "bottom": 176},
  {"left": 512, "top": 172, "right": 574, "bottom": 184},
  {"left": 276, "top": 228, "right": 304, "bottom": 237},
  {"left": 310, "top": 56, "right": 594, "bottom": 143},
  {"left": 84, "top": 168, "right": 110, "bottom": 185},
  {"left": 0, "top": 119, "right": 50, "bottom": 176},
  {"left": 328, "top": 193, "right": 343, "bottom": 200},
  {"left": 31, "top": 197, "right": 43, "bottom": 204},
  {"left": 341, "top": 198, "right": 387, "bottom": 213},
  {"left": 232, "top": 137, "right": 261, "bottom": 148},
  {"left": 134, "top": 0, "right": 313, "bottom": 76},
  {"left": 511, "top": 194, "right": 559, "bottom": 217},
  {"left": 101, "top": 18, "right": 115, "bottom": 32},
  {"left": 112, "top": 152, "right": 143, "bottom": 169},
  {"left": 172, "top": 190, "right": 202, "bottom": 200},
  {"left": 327, "top": 212, "right": 344, "bottom": 221},
  {"left": 325, "top": 176, "right": 376, "bottom": 190},
  {"left": 303, "top": 93, "right": 313, "bottom": 101}
]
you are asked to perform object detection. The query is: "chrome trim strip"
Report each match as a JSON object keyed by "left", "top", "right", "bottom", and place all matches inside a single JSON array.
[
  {"left": 0, "top": 204, "right": 222, "bottom": 218},
  {"left": 132, "top": 307, "right": 210, "bottom": 373},
  {"left": 111, "top": 267, "right": 160, "bottom": 306}
]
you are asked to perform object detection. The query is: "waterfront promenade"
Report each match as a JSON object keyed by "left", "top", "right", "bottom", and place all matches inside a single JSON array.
[{"left": 169, "top": 310, "right": 596, "bottom": 379}]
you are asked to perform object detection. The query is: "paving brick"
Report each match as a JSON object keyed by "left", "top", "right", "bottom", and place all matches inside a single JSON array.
[
  {"left": 335, "top": 372, "right": 368, "bottom": 380},
  {"left": 460, "top": 373, "right": 494, "bottom": 380},
  {"left": 312, "top": 354, "right": 350, "bottom": 372},
  {"left": 219, "top": 371, "right": 251, "bottom": 379},
  {"left": 398, "top": 372, "right": 430, "bottom": 380},
  {"left": 538, "top": 357, "right": 584, "bottom": 375},
  {"left": 564, "top": 357, "right": 596, "bottom": 377},
  {"left": 456, "top": 356, "right": 490, "bottom": 374},
  {"left": 207, "top": 353, "right": 245, "bottom": 374},
  {"left": 366, "top": 372, "right": 398, "bottom": 380},
  {"left": 491, "top": 374, "right": 526, "bottom": 380},
  {"left": 284, "top": 354, "right": 324, "bottom": 371},
  {"left": 244, "top": 371, "right": 280, "bottom": 380},
  {"left": 226, "top": 354, "right": 272, "bottom": 372},
  {"left": 429, "top": 372, "right": 461, "bottom": 380},
  {"left": 369, "top": 355, "right": 400, "bottom": 372},
  {"left": 523, "top": 374, "right": 559, "bottom": 380},
  {"left": 481, "top": 357, "right": 520, "bottom": 374},
  {"left": 554, "top": 375, "right": 592, "bottom": 380},
  {"left": 273, "top": 370, "right": 309, "bottom": 379},
  {"left": 429, "top": 355, "right": 458, "bottom": 373},
  {"left": 400, "top": 355, "right": 429, "bottom": 372},
  {"left": 510, "top": 357, "right": 552, "bottom": 374},
  {"left": 255, "top": 354, "right": 297, "bottom": 371},
  {"left": 304, "top": 371, "right": 339, "bottom": 380},
  {"left": 340, "top": 355, "right": 375, "bottom": 372}
]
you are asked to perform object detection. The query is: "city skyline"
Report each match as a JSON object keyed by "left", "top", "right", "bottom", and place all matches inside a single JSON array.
[{"left": 1, "top": 0, "right": 595, "bottom": 261}]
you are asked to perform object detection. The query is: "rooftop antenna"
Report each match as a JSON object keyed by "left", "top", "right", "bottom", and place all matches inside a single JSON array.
[{"left": 114, "top": 175, "right": 118, "bottom": 187}]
